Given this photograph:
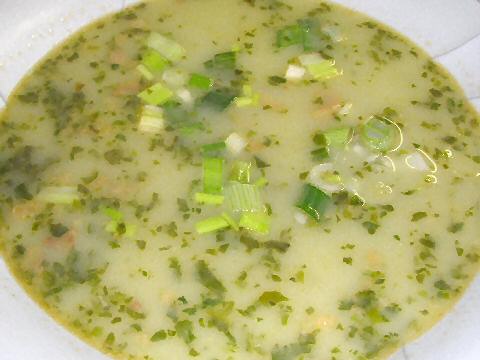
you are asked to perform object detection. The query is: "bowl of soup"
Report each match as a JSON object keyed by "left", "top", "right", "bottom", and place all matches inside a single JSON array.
[{"left": 0, "top": 1, "right": 479, "bottom": 359}]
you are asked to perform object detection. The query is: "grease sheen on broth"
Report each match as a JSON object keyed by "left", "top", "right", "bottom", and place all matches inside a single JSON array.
[{"left": 0, "top": 1, "right": 479, "bottom": 359}]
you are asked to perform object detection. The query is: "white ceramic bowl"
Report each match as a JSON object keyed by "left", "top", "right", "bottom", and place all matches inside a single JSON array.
[{"left": 0, "top": 1, "right": 479, "bottom": 359}]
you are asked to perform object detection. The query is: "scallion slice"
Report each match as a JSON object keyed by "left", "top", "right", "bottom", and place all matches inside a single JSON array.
[
  {"left": 37, "top": 186, "right": 79, "bottom": 205},
  {"left": 189, "top": 73, "right": 214, "bottom": 90},
  {"left": 360, "top": 116, "right": 402, "bottom": 152},
  {"left": 204, "top": 51, "right": 236, "bottom": 70},
  {"left": 229, "top": 161, "right": 251, "bottom": 184},
  {"left": 139, "top": 105, "right": 164, "bottom": 133},
  {"left": 234, "top": 85, "right": 260, "bottom": 108},
  {"left": 221, "top": 212, "right": 239, "bottom": 231},
  {"left": 225, "top": 182, "right": 262, "bottom": 212},
  {"left": 138, "top": 83, "right": 173, "bottom": 105},
  {"left": 142, "top": 49, "right": 168, "bottom": 73},
  {"left": 203, "top": 158, "right": 224, "bottom": 194},
  {"left": 136, "top": 64, "right": 154, "bottom": 81},
  {"left": 195, "top": 192, "right": 225, "bottom": 205},
  {"left": 201, "top": 142, "right": 226, "bottom": 156},
  {"left": 299, "top": 54, "right": 341, "bottom": 81},
  {"left": 311, "top": 147, "right": 329, "bottom": 161},
  {"left": 196, "top": 216, "right": 230, "bottom": 234},
  {"left": 276, "top": 24, "right": 305, "bottom": 48},
  {"left": 147, "top": 32, "right": 186, "bottom": 63},
  {"left": 239, "top": 212, "right": 271, "bottom": 234},
  {"left": 201, "top": 87, "right": 238, "bottom": 110},
  {"left": 296, "top": 184, "right": 331, "bottom": 222},
  {"left": 324, "top": 127, "right": 353, "bottom": 148}
]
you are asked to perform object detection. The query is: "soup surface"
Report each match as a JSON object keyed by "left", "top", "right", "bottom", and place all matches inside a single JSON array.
[{"left": 0, "top": 1, "right": 479, "bottom": 359}]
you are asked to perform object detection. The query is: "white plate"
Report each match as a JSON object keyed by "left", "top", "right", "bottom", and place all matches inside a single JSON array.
[{"left": 0, "top": 1, "right": 479, "bottom": 359}]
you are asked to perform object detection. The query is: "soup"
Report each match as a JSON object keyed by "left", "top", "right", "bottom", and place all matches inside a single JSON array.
[{"left": 0, "top": 0, "right": 479, "bottom": 359}]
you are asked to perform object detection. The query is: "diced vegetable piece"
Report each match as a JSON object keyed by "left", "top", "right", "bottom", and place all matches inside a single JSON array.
[
  {"left": 239, "top": 212, "right": 270, "bottom": 234},
  {"left": 299, "top": 54, "right": 341, "bottom": 80},
  {"left": 189, "top": 73, "right": 214, "bottom": 90},
  {"left": 276, "top": 19, "right": 322, "bottom": 51},
  {"left": 225, "top": 132, "right": 247, "bottom": 155},
  {"left": 276, "top": 24, "right": 305, "bottom": 48},
  {"left": 204, "top": 51, "right": 236, "bottom": 70},
  {"left": 195, "top": 192, "right": 225, "bottom": 205},
  {"left": 138, "top": 83, "right": 173, "bottom": 105},
  {"left": 229, "top": 161, "right": 251, "bottom": 184},
  {"left": 142, "top": 49, "right": 168, "bottom": 73},
  {"left": 308, "top": 163, "right": 343, "bottom": 193},
  {"left": 201, "top": 87, "right": 238, "bottom": 110},
  {"left": 285, "top": 65, "right": 306, "bottom": 81},
  {"left": 324, "top": 127, "right": 353, "bottom": 147},
  {"left": 405, "top": 150, "right": 436, "bottom": 172},
  {"left": 203, "top": 158, "right": 224, "bottom": 194},
  {"left": 202, "top": 142, "right": 226, "bottom": 156},
  {"left": 37, "top": 186, "right": 79, "bottom": 205},
  {"left": 147, "top": 32, "right": 185, "bottom": 63},
  {"left": 234, "top": 85, "right": 260, "bottom": 107},
  {"left": 136, "top": 64, "right": 154, "bottom": 81},
  {"left": 139, "top": 105, "right": 164, "bottom": 133},
  {"left": 311, "top": 147, "right": 329, "bottom": 161},
  {"left": 196, "top": 216, "right": 230, "bottom": 234},
  {"left": 221, "top": 212, "right": 239, "bottom": 231},
  {"left": 360, "top": 116, "right": 401, "bottom": 152},
  {"left": 299, "top": 18, "right": 323, "bottom": 51},
  {"left": 296, "top": 184, "right": 331, "bottom": 222},
  {"left": 225, "top": 182, "right": 262, "bottom": 212}
]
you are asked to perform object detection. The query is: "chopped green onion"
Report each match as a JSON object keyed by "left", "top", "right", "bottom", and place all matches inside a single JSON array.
[
  {"left": 201, "top": 142, "right": 226, "bottom": 156},
  {"left": 234, "top": 85, "right": 260, "bottom": 107},
  {"left": 203, "top": 158, "right": 224, "bottom": 194},
  {"left": 360, "top": 116, "right": 401, "bottom": 152},
  {"left": 324, "top": 127, "right": 353, "bottom": 148},
  {"left": 239, "top": 212, "right": 270, "bottom": 234},
  {"left": 37, "top": 186, "right": 79, "bottom": 205},
  {"left": 195, "top": 215, "right": 230, "bottom": 234},
  {"left": 229, "top": 161, "right": 251, "bottom": 184},
  {"left": 299, "top": 54, "right": 341, "bottom": 81},
  {"left": 189, "top": 73, "right": 214, "bottom": 90},
  {"left": 195, "top": 193, "right": 225, "bottom": 205},
  {"left": 225, "top": 182, "right": 262, "bottom": 212},
  {"left": 102, "top": 207, "right": 123, "bottom": 221},
  {"left": 147, "top": 32, "right": 185, "bottom": 63},
  {"left": 138, "top": 83, "right": 173, "bottom": 105},
  {"left": 204, "top": 51, "right": 236, "bottom": 70},
  {"left": 276, "top": 24, "right": 306, "bottom": 48},
  {"left": 139, "top": 105, "right": 164, "bottom": 133},
  {"left": 225, "top": 132, "right": 247, "bottom": 155},
  {"left": 296, "top": 184, "right": 331, "bottom": 222},
  {"left": 142, "top": 49, "right": 168, "bottom": 73},
  {"left": 311, "top": 147, "right": 329, "bottom": 161},
  {"left": 221, "top": 212, "right": 239, "bottom": 231},
  {"left": 201, "top": 87, "right": 238, "bottom": 110},
  {"left": 276, "top": 19, "right": 322, "bottom": 51},
  {"left": 136, "top": 64, "right": 154, "bottom": 81}
]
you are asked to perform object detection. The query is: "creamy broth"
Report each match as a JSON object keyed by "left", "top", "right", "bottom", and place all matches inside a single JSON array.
[{"left": 0, "top": 1, "right": 479, "bottom": 359}]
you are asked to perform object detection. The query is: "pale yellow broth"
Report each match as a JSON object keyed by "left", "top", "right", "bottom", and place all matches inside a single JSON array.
[{"left": 0, "top": 1, "right": 479, "bottom": 359}]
